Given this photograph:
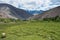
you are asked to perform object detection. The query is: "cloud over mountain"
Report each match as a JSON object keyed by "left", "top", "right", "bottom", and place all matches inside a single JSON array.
[{"left": 0, "top": 0, "right": 60, "bottom": 11}]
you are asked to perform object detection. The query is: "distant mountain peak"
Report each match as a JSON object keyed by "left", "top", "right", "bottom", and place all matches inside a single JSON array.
[{"left": 26, "top": 10, "right": 44, "bottom": 15}]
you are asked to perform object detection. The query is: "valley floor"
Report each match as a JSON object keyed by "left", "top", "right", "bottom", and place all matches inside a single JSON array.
[{"left": 0, "top": 21, "right": 60, "bottom": 40}]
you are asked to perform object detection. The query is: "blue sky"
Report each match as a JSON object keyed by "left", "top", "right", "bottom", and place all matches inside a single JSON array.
[{"left": 0, "top": 0, "right": 60, "bottom": 11}]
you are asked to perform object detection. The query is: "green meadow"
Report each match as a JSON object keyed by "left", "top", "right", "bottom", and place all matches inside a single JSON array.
[{"left": 0, "top": 21, "right": 60, "bottom": 40}]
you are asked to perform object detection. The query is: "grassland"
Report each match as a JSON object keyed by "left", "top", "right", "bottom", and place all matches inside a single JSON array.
[{"left": 0, "top": 21, "right": 60, "bottom": 40}]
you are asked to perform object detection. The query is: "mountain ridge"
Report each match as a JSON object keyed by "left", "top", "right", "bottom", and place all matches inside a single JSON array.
[
  {"left": 0, "top": 3, "right": 33, "bottom": 20},
  {"left": 29, "top": 6, "right": 60, "bottom": 20}
]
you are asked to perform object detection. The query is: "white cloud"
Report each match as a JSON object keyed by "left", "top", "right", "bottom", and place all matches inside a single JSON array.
[
  {"left": 19, "top": 0, "right": 52, "bottom": 10},
  {"left": 0, "top": 0, "right": 60, "bottom": 11}
]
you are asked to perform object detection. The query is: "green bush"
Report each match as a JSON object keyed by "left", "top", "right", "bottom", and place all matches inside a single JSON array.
[
  {"left": 0, "top": 18, "right": 21, "bottom": 23},
  {"left": 43, "top": 16, "right": 60, "bottom": 22}
]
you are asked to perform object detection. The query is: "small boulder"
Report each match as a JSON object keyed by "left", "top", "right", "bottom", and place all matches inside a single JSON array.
[{"left": 1, "top": 33, "right": 6, "bottom": 38}]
